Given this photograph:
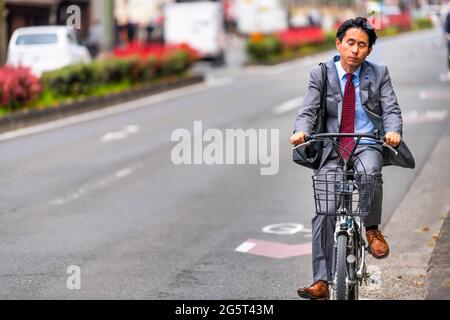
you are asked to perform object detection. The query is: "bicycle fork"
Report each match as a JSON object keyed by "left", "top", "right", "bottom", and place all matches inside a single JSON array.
[{"left": 330, "top": 215, "right": 371, "bottom": 299}]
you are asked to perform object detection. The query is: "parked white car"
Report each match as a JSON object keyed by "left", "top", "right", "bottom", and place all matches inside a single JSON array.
[{"left": 7, "top": 26, "right": 92, "bottom": 76}]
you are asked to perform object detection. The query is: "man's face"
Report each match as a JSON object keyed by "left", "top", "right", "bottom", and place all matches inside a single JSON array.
[{"left": 336, "top": 27, "right": 372, "bottom": 69}]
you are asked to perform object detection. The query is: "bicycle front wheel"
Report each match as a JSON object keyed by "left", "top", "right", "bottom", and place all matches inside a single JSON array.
[{"left": 335, "top": 234, "right": 348, "bottom": 300}]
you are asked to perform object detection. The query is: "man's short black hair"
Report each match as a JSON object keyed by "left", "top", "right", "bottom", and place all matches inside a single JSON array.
[{"left": 336, "top": 17, "right": 378, "bottom": 48}]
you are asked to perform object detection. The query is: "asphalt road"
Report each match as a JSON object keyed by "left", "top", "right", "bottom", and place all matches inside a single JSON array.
[{"left": 0, "top": 28, "right": 448, "bottom": 299}]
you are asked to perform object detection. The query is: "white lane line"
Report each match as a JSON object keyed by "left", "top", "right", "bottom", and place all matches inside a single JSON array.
[
  {"left": 206, "top": 76, "right": 235, "bottom": 87},
  {"left": 273, "top": 97, "right": 303, "bottom": 115},
  {"left": 403, "top": 110, "right": 448, "bottom": 124},
  {"left": 419, "top": 90, "right": 450, "bottom": 100},
  {"left": 100, "top": 125, "right": 139, "bottom": 143},
  {"left": 235, "top": 241, "right": 256, "bottom": 253},
  {"left": 0, "top": 80, "right": 229, "bottom": 143},
  {"left": 49, "top": 167, "right": 135, "bottom": 206},
  {"left": 115, "top": 168, "right": 133, "bottom": 178}
]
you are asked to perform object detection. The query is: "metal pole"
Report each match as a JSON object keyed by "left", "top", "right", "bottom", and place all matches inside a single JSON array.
[
  {"left": 103, "top": 0, "right": 114, "bottom": 52},
  {"left": 0, "top": 0, "right": 7, "bottom": 66}
]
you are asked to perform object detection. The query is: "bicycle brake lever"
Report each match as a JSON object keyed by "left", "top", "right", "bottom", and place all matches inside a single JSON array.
[
  {"left": 292, "top": 140, "right": 314, "bottom": 150},
  {"left": 382, "top": 143, "right": 399, "bottom": 156}
]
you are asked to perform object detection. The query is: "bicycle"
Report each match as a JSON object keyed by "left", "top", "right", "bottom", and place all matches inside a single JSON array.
[{"left": 293, "top": 131, "right": 398, "bottom": 300}]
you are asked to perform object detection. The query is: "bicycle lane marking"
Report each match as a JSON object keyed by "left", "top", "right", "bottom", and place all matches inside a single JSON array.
[
  {"left": 235, "top": 239, "right": 312, "bottom": 259},
  {"left": 235, "top": 223, "right": 312, "bottom": 259}
]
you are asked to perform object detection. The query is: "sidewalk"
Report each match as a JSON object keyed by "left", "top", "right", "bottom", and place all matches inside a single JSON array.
[
  {"left": 426, "top": 212, "right": 450, "bottom": 299},
  {"left": 360, "top": 123, "right": 450, "bottom": 300}
]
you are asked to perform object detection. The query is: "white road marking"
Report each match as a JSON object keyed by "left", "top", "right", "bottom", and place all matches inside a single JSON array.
[
  {"left": 0, "top": 80, "right": 229, "bottom": 143},
  {"left": 262, "top": 223, "right": 312, "bottom": 235},
  {"left": 206, "top": 76, "right": 235, "bottom": 87},
  {"left": 403, "top": 110, "right": 448, "bottom": 124},
  {"left": 419, "top": 90, "right": 450, "bottom": 100},
  {"left": 115, "top": 168, "right": 133, "bottom": 178},
  {"left": 235, "top": 241, "right": 256, "bottom": 253},
  {"left": 49, "top": 167, "right": 135, "bottom": 206},
  {"left": 100, "top": 125, "right": 139, "bottom": 143},
  {"left": 273, "top": 97, "right": 303, "bottom": 115}
]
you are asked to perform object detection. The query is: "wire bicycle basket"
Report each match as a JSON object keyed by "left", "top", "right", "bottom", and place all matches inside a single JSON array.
[{"left": 312, "top": 173, "right": 377, "bottom": 217}]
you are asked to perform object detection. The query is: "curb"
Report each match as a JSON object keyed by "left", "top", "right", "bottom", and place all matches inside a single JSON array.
[
  {"left": 425, "top": 211, "right": 450, "bottom": 300},
  {"left": 0, "top": 75, "right": 204, "bottom": 134}
]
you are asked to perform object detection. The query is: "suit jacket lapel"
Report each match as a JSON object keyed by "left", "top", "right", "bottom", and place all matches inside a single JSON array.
[
  {"left": 326, "top": 58, "right": 343, "bottom": 129},
  {"left": 359, "top": 61, "right": 370, "bottom": 107}
]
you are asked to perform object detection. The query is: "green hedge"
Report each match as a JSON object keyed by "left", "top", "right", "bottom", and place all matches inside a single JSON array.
[
  {"left": 41, "top": 50, "right": 192, "bottom": 99},
  {"left": 412, "top": 17, "right": 434, "bottom": 30},
  {"left": 246, "top": 36, "right": 282, "bottom": 62},
  {"left": 246, "top": 32, "right": 335, "bottom": 64}
]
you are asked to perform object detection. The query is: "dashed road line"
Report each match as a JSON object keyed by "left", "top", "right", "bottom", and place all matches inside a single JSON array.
[
  {"left": 100, "top": 125, "right": 139, "bottom": 143},
  {"left": 0, "top": 80, "right": 232, "bottom": 143},
  {"left": 419, "top": 90, "right": 450, "bottom": 100},
  {"left": 403, "top": 110, "right": 448, "bottom": 124},
  {"left": 49, "top": 166, "right": 136, "bottom": 206},
  {"left": 272, "top": 97, "right": 304, "bottom": 115}
]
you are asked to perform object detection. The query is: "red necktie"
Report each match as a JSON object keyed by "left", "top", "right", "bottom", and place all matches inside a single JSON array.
[{"left": 339, "top": 73, "right": 355, "bottom": 160}]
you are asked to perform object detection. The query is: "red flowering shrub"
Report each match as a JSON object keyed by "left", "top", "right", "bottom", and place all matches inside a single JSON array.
[
  {"left": 113, "top": 42, "right": 200, "bottom": 79},
  {"left": 276, "top": 27, "right": 326, "bottom": 50},
  {"left": 113, "top": 41, "right": 200, "bottom": 63},
  {"left": 246, "top": 27, "right": 329, "bottom": 62},
  {"left": 0, "top": 65, "right": 43, "bottom": 110}
]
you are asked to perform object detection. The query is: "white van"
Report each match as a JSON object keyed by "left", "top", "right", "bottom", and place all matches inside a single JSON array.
[
  {"left": 7, "top": 26, "right": 91, "bottom": 76},
  {"left": 164, "top": 1, "right": 226, "bottom": 65}
]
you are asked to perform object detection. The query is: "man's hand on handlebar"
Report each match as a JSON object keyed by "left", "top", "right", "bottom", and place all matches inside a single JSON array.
[
  {"left": 290, "top": 132, "right": 307, "bottom": 145},
  {"left": 384, "top": 132, "right": 401, "bottom": 148}
]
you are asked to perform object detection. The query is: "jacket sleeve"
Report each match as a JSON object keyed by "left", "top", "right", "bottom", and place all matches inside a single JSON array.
[
  {"left": 293, "top": 66, "right": 322, "bottom": 133},
  {"left": 380, "top": 65, "right": 403, "bottom": 135}
]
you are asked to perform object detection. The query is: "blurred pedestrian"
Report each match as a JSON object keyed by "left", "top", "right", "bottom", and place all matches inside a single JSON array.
[{"left": 86, "top": 19, "right": 101, "bottom": 58}]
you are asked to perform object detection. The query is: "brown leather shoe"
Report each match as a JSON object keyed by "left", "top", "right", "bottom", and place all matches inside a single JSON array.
[
  {"left": 366, "top": 229, "right": 390, "bottom": 259},
  {"left": 297, "top": 280, "right": 329, "bottom": 300}
]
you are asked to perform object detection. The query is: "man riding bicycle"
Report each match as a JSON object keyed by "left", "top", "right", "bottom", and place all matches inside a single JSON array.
[{"left": 289, "top": 17, "right": 415, "bottom": 300}]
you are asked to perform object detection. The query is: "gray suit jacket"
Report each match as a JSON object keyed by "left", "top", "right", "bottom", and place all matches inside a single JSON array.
[{"left": 294, "top": 56, "right": 415, "bottom": 169}]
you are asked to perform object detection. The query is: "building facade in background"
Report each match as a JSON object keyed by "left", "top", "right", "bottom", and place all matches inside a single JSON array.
[{"left": 5, "top": 0, "right": 91, "bottom": 39}]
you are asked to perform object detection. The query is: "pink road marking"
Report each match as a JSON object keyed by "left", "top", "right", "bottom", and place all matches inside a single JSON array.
[{"left": 235, "top": 239, "right": 312, "bottom": 259}]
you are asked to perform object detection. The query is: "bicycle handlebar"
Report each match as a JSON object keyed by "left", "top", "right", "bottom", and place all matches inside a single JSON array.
[
  {"left": 305, "top": 133, "right": 380, "bottom": 141},
  {"left": 292, "top": 132, "right": 399, "bottom": 156}
]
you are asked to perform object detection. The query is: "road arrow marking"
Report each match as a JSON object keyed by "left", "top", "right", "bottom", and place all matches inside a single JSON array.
[{"left": 235, "top": 239, "right": 312, "bottom": 259}]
